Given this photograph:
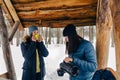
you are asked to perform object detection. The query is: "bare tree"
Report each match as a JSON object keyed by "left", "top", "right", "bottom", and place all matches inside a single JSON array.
[
  {"left": 89, "top": 26, "right": 94, "bottom": 43},
  {"left": 77, "top": 27, "right": 84, "bottom": 38},
  {"left": 57, "top": 28, "right": 60, "bottom": 44},
  {"left": 111, "top": 28, "right": 114, "bottom": 47},
  {"left": 45, "top": 27, "right": 48, "bottom": 44},
  {"left": 16, "top": 30, "right": 20, "bottom": 46},
  {"left": 48, "top": 28, "right": 51, "bottom": 44}
]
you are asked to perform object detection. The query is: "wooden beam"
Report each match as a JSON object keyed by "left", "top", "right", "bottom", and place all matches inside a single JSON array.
[
  {"left": 0, "top": 0, "right": 2, "bottom": 5},
  {"left": 41, "top": 19, "right": 96, "bottom": 28},
  {"left": 14, "top": 0, "right": 97, "bottom": 11},
  {"left": 23, "top": 18, "right": 96, "bottom": 28},
  {"left": 0, "top": 6, "right": 17, "bottom": 80},
  {"left": 110, "top": 0, "right": 120, "bottom": 76},
  {"left": 18, "top": 6, "right": 96, "bottom": 20},
  {"left": 96, "top": 0, "right": 112, "bottom": 69},
  {"left": 1, "top": 0, "right": 14, "bottom": 26},
  {"left": 9, "top": 21, "right": 20, "bottom": 41},
  {"left": 0, "top": 72, "right": 8, "bottom": 79},
  {"left": 4, "top": 0, "right": 24, "bottom": 30},
  {"left": 11, "top": 0, "right": 35, "bottom": 3}
]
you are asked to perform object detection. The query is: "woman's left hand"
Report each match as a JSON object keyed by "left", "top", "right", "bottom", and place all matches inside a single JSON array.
[
  {"left": 64, "top": 57, "right": 73, "bottom": 63},
  {"left": 38, "top": 35, "right": 43, "bottom": 42}
]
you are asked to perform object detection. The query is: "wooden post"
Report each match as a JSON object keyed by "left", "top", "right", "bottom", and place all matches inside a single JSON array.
[
  {"left": 96, "top": 0, "right": 112, "bottom": 69},
  {"left": 110, "top": 0, "right": 120, "bottom": 76},
  {"left": 0, "top": 5, "right": 17, "bottom": 80},
  {"left": 9, "top": 21, "right": 20, "bottom": 42}
]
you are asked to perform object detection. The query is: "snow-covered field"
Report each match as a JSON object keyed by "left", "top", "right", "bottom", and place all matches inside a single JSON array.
[{"left": 0, "top": 39, "right": 116, "bottom": 80}]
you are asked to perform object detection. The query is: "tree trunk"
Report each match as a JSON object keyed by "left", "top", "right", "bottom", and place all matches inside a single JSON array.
[
  {"left": 89, "top": 26, "right": 94, "bottom": 43},
  {"left": 10, "top": 39, "right": 13, "bottom": 45},
  {"left": 111, "top": 28, "right": 114, "bottom": 47},
  {"left": 0, "top": 41, "right": 1, "bottom": 47},
  {"left": 45, "top": 27, "right": 48, "bottom": 44},
  {"left": 110, "top": 0, "right": 120, "bottom": 76},
  {"left": 48, "top": 28, "right": 51, "bottom": 44},
  {"left": 20, "top": 30, "right": 24, "bottom": 43},
  {"left": 0, "top": 31, "right": 1, "bottom": 47},
  {"left": 40, "top": 27, "right": 44, "bottom": 35},
  {"left": 96, "top": 0, "right": 112, "bottom": 69},
  {"left": 16, "top": 30, "right": 20, "bottom": 46},
  {"left": 78, "top": 27, "right": 84, "bottom": 38},
  {"left": 57, "top": 28, "right": 60, "bottom": 44},
  {"left": 60, "top": 28, "right": 63, "bottom": 44},
  {"left": 0, "top": 5, "right": 17, "bottom": 80}
]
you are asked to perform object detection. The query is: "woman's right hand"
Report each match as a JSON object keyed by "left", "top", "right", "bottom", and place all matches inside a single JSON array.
[
  {"left": 31, "top": 35, "right": 36, "bottom": 42},
  {"left": 64, "top": 57, "right": 73, "bottom": 63}
]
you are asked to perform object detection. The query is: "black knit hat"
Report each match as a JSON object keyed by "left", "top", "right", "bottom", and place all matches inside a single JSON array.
[{"left": 63, "top": 24, "right": 77, "bottom": 36}]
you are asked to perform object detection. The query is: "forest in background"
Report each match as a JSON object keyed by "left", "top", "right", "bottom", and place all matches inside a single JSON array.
[{"left": 0, "top": 18, "right": 114, "bottom": 47}]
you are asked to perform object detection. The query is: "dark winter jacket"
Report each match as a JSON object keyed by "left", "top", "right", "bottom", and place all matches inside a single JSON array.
[
  {"left": 69, "top": 39, "right": 97, "bottom": 80},
  {"left": 92, "top": 68, "right": 116, "bottom": 80},
  {"left": 20, "top": 37, "right": 49, "bottom": 80}
]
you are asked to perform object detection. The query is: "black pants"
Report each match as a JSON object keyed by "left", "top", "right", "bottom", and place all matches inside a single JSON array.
[{"left": 36, "top": 73, "right": 44, "bottom": 80}]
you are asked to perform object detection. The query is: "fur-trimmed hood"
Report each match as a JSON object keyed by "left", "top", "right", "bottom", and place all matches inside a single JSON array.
[{"left": 22, "top": 35, "right": 31, "bottom": 42}]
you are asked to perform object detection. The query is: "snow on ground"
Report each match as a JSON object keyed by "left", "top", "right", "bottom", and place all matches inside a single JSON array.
[{"left": 0, "top": 40, "right": 116, "bottom": 80}]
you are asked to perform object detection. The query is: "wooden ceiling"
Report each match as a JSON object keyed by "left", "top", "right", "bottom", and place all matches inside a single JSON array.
[{"left": 1, "top": 0, "right": 97, "bottom": 30}]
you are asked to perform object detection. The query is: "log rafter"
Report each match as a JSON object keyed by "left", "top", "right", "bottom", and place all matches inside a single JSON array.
[
  {"left": 1, "top": 0, "right": 97, "bottom": 28},
  {"left": 14, "top": 0, "right": 97, "bottom": 11},
  {"left": 18, "top": 6, "right": 96, "bottom": 21},
  {"left": 23, "top": 18, "right": 96, "bottom": 28}
]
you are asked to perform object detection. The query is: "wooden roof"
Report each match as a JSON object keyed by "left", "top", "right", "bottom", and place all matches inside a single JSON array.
[{"left": 1, "top": 0, "right": 97, "bottom": 30}]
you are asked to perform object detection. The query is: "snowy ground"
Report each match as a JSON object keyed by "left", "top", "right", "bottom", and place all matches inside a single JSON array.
[{"left": 0, "top": 40, "right": 116, "bottom": 80}]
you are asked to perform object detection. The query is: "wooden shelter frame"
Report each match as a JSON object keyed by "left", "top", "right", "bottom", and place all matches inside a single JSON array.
[{"left": 0, "top": 0, "right": 120, "bottom": 80}]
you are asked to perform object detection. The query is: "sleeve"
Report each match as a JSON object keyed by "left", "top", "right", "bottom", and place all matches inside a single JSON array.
[
  {"left": 20, "top": 41, "right": 36, "bottom": 60},
  {"left": 73, "top": 42, "right": 98, "bottom": 72},
  {"left": 37, "top": 41, "right": 49, "bottom": 57}
]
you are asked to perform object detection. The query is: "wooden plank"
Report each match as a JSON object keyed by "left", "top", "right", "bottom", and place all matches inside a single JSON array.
[
  {"left": 11, "top": 0, "right": 35, "bottom": 3},
  {"left": 14, "top": 0, "right": 97, "bottom": 11},
  {"left": 41, "top": 19, "right": 96, "bottom": 28},
  {"left": 110, "top": 0, "right": 120, "bottom": 77},
  {"left": 0, "top": 6, "right": 17, "bottom": 80},
  {"left": 1, "top": 0, "right": 14, "bottom": 26},
  {"left": 96, "top": 0, "right": 112, "bottom": 69},
  {"left": 23, "top": 18, "right": 96, "bottom": 28},
  {"left": 0, "top": 0, "right": 2, "bottom": 4},
  {"left": 12, "top": 0, "right": 97, "bottom": 4},
  {"left": 0, "top": 72, "right": 8, "bottom": 79},
  {"left": 18, "top": 6, "right": 96, "bottom": 20},
  {"left": 9, "top": 21, "right": 20, "bottom": 41},
  {"left": 4, "top": 0, "right": 24, "bottom": 30}
]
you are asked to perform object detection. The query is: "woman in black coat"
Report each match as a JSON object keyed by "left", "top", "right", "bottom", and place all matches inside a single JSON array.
[{"left": 20, "top": 26, "right": 49, "bottom": 80}]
